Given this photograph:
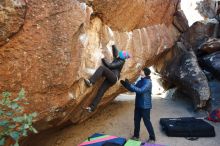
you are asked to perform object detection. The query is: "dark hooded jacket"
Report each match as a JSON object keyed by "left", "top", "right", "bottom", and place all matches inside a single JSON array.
[{"left": 101, "top": 45, "right": 125, "bottom": 78}]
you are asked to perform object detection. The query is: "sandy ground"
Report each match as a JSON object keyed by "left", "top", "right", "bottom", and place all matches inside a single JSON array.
[{"left": 21, "top": 92, "right": 220, "bottom": 146}]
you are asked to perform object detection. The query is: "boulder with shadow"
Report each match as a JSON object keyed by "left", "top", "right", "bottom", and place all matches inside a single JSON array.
[
  {"left": 173, "top": 10, "right": 189, "bottom": 33},
  {"left": 199, "top": 51, "right": 220, "bottom": 81},
  {"left": 198, "top": 38, "right": 220, "bottom": 55},
  {"left": 179, "top": 21, "right": 216, "bottom": 54},
  {"left": 154, "top": 42, "right": 210, "bottom": 109}
]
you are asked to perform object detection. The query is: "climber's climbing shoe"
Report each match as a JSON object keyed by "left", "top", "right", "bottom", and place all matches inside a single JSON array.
[
  {"left": 84, "top": 78, "right": 92, "bottom": 87},
  {"left": 82, "top": 106, "right": 93, "bottom": 113}
]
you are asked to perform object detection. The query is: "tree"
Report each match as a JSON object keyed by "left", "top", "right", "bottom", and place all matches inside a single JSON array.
[{"left": 0, "top": 89, "right": 37, "bottom": 146}]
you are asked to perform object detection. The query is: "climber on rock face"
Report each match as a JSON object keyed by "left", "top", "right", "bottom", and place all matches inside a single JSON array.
[{"left": 83, "top": 44, "right": 130, "bottom": 113}]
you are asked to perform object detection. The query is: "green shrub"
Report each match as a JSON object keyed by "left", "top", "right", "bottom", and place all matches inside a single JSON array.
[{"left": 0, "top": 89, "right": 38, "bottom": 146}]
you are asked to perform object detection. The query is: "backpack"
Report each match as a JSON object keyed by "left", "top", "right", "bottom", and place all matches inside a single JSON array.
[{"left": 207, "top": 109, "right": 220, "bottom": 122}]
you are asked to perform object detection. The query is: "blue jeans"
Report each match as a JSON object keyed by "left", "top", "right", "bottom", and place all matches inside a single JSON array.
[{"left": 134, "top": 108, "right": 155, "bottom": 140}]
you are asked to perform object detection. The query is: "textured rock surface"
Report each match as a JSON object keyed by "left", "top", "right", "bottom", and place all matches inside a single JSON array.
[
  {"left": 0, "top": 0, "right": 179, "bottom": 131},
  {"left": 92, "top": 0, "right": 145, "bottom": 31},
  {"left": 209, "top": 79, "right": 220, "bottom": 111},
  {"left": 0, "top": 0, "right": 88, "bottom": 129},
  {"left": 199, "top": 38, "right": 220, "bottom": 54},
  {"left": 154, "top": 42, "right": 210, "bottom": 108},
  {"left": 196, "top": 0, "right": 218, "bottom": 18},
  {"left": 92, "top": 0, "right": 178, "bottom": 31},
  {"left": 200, "top": 51, "right": 220, "bottom": 80},
  {"left": 180, "top": 21, "right": 215, "bottom": 52},
  {"left": 0, "top": 0, "right": 26, "bottom": 46},
  {"left": 173, "top": 10, "right": 189, "bottom": 33},
  {"left": 137, "top": 0, "right": 179, "bottom": 29}
]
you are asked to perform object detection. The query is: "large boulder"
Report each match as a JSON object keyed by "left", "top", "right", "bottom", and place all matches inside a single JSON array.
[
  {"left": 0, "top": 0, "right": 89, "bottom": 130},
  {"left": 0, "top": 0, "right": 178, "bottom": 131},
  {"left": 199, "top": 38, "right": 220, "bottom": 54},
  {"left": 173, "top": 10, "right": 189, "bottom": 33},
  {"left": 180, "top": 21, "right": 216, "bottom": 53},
  {"left": 200, "top": 51, "right": 220, "bottom": 81},
  {"left": 154, "top": 42, "right": 210, "bottom": 109}
]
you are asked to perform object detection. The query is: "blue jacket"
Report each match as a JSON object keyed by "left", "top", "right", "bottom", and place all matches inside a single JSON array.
[{"left": 127, "top": 77, "right": 152, "bottom": 109}]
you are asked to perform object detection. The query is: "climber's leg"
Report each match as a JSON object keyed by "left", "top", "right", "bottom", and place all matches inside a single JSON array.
[
  {"left": 85, "top": 66, "right": 117, "bottom": 86},
  {"left": 89, "top": 79, "right": 114, "bottom": 111}
]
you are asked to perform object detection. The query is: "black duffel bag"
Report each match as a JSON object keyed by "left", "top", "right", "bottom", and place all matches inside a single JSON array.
[{"left": 160, "top": 117, "right": 215, "bottom": 137}]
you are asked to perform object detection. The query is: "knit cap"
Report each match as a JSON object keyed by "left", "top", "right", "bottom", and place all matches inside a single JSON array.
[{"left": 118, "top": 51, "right": 130, "bottom": 60}]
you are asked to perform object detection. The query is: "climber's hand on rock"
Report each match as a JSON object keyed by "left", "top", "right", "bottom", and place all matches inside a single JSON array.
[
  {"left": 120, "top": 80, "right": 126, "bottom": 87},
  {"left": 120, "top": 80, "right": 129, "bottom": 89},
  {"left": 125, "top": 78, "right": 130, "bottom": 84},
  {"left": 101, "top": 58, "right": 107, "bottom": 64}
]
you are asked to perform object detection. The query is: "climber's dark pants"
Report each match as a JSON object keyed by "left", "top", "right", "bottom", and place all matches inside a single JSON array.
[{"left": 89, "top": 66, "right": 117, "bottom": 110}]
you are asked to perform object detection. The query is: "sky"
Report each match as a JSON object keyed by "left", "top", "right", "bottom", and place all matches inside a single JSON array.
[{"left": 181, "top": 0, "right": 205, "bottom": 26}]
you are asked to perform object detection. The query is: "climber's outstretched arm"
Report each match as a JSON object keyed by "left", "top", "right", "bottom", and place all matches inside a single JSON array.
[{"left": 112, "top": 45, "right": 119, "bottom": 59}]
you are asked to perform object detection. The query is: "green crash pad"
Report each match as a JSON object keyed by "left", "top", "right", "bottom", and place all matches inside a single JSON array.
[{"left": 124, "top": 139, "right": 141, "bottom": 146}]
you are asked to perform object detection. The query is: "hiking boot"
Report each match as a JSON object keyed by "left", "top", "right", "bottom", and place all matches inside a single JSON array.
[
  {"left": 130, "top": 136, "right": 139, "bottom": 141},
  {"left": 84, "top": 79, "right": 92, "bottom": 87},
  {"left": 83, "top": 106, "right": 94, "bottom": 113},
  {"left": 146, "top": 138, "right": 155, "bottom": 144}
]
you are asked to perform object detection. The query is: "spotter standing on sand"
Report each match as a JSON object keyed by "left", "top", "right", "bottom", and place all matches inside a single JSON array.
[{"left": 120, "top": 67, "right": 156, "bottom": 143}]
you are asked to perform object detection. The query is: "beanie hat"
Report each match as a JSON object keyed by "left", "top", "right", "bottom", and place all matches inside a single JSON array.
[
  {"left": 119, "top": 51, "right": 130, "bottom": 60},
  {"left": 143, "top": 67, "right": 151, "bottom": 76}
]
